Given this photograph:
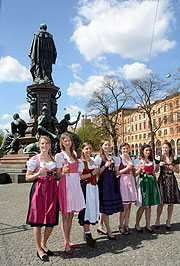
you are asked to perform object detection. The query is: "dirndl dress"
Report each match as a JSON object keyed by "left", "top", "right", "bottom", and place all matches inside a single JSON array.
[
  {"left": 156, "top": 158, "right": 180, "bottom": 204},
  {"left": 135, "top": 158, "right": 160, "bottom": 207},
  {"left": 94, "top": 155, "right": 124, "bottom": 215},
  {"left": 78, "top": 159, "right": 99, "bottom": 226},
  {"left": 55, "top": 151, "right": 86, "bottom": 213},
  {"left": 114, "top": 156, "right": 137, "bottom": 204},
  {"left": 26, "top": 155, "right": 58, "bottom": 227}
]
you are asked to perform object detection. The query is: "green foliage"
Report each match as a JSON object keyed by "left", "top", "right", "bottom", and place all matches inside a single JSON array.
[
  {"left": 76, "top": 123, "right": 108, "bottom": 154},
  {"left": 0, "top": 135, "right": 4, "bottom": 158}
]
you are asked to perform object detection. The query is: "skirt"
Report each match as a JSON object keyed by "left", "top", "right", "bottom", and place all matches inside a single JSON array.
[
  {"left": 136, "top": 173, "right": 160, "bottom": 207},
  {"left": 118, "top": 173, "right": 137, "bottom": 204},
  {"left": 78, "top": 183, "right": 99, "bottom": 226}
]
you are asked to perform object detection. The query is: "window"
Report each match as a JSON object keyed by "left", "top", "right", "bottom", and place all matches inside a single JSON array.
[
  {"left": 128, "top": 118, "right": 130, "bottom": 123},
  {"left": 153, "top": 109, "right": 156, "bottom": 115},
  {"left": 128, "top": 136, "right": 130, "bottom": 141},
  {"left": 143, "top": 113, "right": 146, "bottom": 118},
  {"left": 131, "top": 116, "right": 133, "bottom": 122},
  {"left": 170, "top": 128, "right": 174, "bottom": 134},
  {"left": 158, "top": 117, "right": 161, "bottom": 125},
  {"left": 170, "top": 112, "right": 174, "bottom": 123},
  {"left": 158, "top": 130, "right": 162, "bottom": 136},
  {"left": 131, "top": 136, "right": 134, "bottom": 140},
  {"left": 139, "top": 134, "right": 142, "bottom": 139},
  {"left": 124, "top": 119, "right": 126, "bottom": 124},
  {"left": 135, "top": 124, "right": 137, "bottom": 131},
  {"left": 177, "top": 126, "right": 180, "bottom": 133},
  {"left": 148, "top": 132, "right": 151, "bottom": 137},
  {"left": 143, "top": 133, "right": 146, "bottom": 139},
  {"left": 158, "top": 107, "right": 161, "bottom": 114},
  {"left": 164, "top": 104, "right": 167, "bottom": 112},
  {"left": 176, "top": 100, "right": 179, "bottom": 108},
  {"left": 144, "top": 121, "right": 146, "bottom": 129},
  {"left": 169, "top": 102, "right": 173, "bottom": 110},
  {"left": 124, "top": 126, "right": 127, "bottom": 133},
  {"left": 153, "top": 118, "right": 156, "bottom": 127},
  {"left": 135, "top": 116, "right": 137, "bottom": 121},
  {"left": 132, "top": 125, "right": 134, "bottom": 131},
  {"left": 139, "top": 114, "right": 141, "bottom": 120},
  {"left": 164, "top": 115, "right": 167, "bottom": 124},
  {"left": 177, "top": 112, "right": 180, "bottom": 122},
  {"left": 164, "top": 129, "right": 168, "bottom": 135},
  {"left": 135, "top": 135, "right": 138, "bottom": 140},
  {"left": 139, "top": 123, "right": 141, "bottom": 130}
]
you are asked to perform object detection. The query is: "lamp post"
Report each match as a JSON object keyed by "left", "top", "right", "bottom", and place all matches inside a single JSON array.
[{"left": 82, "top": 114, "right": 85, "bottom": 143}]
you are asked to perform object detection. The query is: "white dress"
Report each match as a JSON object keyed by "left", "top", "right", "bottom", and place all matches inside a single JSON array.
[{"left": 78, "top": 158, "right": 99, "bottom": 225}]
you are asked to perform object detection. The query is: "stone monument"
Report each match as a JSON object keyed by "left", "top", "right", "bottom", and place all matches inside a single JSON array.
[{"left": 0, "top": 24, "right": 81, "bottom": 183}]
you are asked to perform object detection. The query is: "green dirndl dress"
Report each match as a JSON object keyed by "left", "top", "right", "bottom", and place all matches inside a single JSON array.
[{"left": 136, "top": 160, "right": 160, "bottom": 207}]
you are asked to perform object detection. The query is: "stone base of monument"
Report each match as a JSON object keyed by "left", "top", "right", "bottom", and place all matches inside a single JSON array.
[{"left": 0, "top": 136, "right": 36, "bottom": 183}]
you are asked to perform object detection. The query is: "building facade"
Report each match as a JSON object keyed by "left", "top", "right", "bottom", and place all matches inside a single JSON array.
[{"left": 117, "top": 93, "right": 180, "bottom": 156}]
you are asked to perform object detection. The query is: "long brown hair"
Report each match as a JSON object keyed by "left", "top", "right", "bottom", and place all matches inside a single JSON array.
[
  {"left": 81, "top": 142, "right": 92, "bottom": 163},
  {"left": 60, "top": 132, "right": 78, "bottom": 162},
  {"left": 140, "top": 144, "right": 153, "bottom": 162},
  {"left": 162, "top": 140, "right": 173, "bottom": 161},
  {"left": 99, "top": 138, "right": 111, "bottom": 162}
]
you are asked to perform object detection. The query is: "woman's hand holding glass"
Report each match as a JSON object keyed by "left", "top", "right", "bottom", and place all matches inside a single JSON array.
[
  {"left": 127, "top": 163, "right": 134, "bottom": 174},
  {"left": 62, "top": 163, "right": 70, "bottom": 176},
  {"left": 39, "top": 162, "right": 47, "bottom": 176}
]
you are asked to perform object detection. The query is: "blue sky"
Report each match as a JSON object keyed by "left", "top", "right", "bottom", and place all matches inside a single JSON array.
[{"left": 0, "top": 0, "right": 180, "bottom": 131}]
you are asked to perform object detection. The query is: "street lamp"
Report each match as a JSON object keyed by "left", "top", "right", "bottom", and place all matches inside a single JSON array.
[{"left": 82, "top": 114, "right": 85, "bottom": 143}]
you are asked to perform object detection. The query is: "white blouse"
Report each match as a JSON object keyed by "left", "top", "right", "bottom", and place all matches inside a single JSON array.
[
  {"left": 27, "top": 156, "right": 56, "bottom": 171},
  {"left": 55, "top": 151, "right": 84, "bottom": 172}
]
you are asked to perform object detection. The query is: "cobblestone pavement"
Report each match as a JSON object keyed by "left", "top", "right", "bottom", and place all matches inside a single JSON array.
[{"left": 0, "top": 181, "right": 180, "bottom": 266}]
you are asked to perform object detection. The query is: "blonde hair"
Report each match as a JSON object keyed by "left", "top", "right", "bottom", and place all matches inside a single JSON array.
[
  {"left": 60, "top": 132, "right": 78, "bottom": 162},
  {"left": 38, "top": 135, "right": 54, "bottom": 160}
]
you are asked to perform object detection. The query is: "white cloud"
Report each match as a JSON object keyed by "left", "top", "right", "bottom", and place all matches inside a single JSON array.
[
  {"left": 67, "top": 75, "right": 104, "bottom": 98},
  {"left": 118, "top": 62, "right": 152, "bottom": 80},
  {"left": 0, "top": 123, "right": 11, "bottom": 132},
  {"left": 63, "top": 105, "right": 85, "bottom": 117},
  {"left": 1, "top": 114, "right": 12, "bottom": 120},
  {"left": 69, "top": 63, "right": 81, "bottom": 73},
  {"left": 0, "top": 103, "right": 30, "bottom": 124},
  {"left": 72, "top": 0, "right": 176, "bottom": 61},
  {"left": 68, "top": 63, "right": 83, "bottom": 80},
  {"left": 0, "top": 56, "right": 31, "bottom": 83}
]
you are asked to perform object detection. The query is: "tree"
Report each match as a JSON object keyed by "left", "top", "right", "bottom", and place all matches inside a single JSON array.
[
  {"left": 0, "top": 133, "right": 4, "bottom": 158},
  {"left": 129, "top": 73, "right": 168, "bottom": 156},
  {"left": 76, "top": 122, "right": 108, "bottom": 154},
  {"left": 86, "top": 75, "right": 127, "bottom": 155}
]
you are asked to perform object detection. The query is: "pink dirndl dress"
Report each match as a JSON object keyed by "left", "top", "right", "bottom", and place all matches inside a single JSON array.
[
  {"left": 26, "top": 155, "right": 58, "bottom": 227},
  {"left": 115, "top": 156, "right": 137, "bottom": 204},
  {"left": 55, "top": 151, "right": 86, "bottom": 213}
]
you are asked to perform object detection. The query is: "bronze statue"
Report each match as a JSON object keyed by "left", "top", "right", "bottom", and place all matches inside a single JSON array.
[
  {"left": 0, "top": 114, "right": 28, "bottom": 154},
  {"left": 51, "top": 90, "right": 61, "bottom": 117},
  {"left": 58, "top": 112, "right": 81, "bottom": 149},
  {"left": 26, "top": 92, "right": 37, "bottom": 118},
  {"left": 36, "top": 106, "right": 57, "bottom": 141},
  {"left": 23, "top": 142, "right": 39, "bottom": 154},
  {"left": 29, "top": 24, "right": 57, "bottom": 84}
]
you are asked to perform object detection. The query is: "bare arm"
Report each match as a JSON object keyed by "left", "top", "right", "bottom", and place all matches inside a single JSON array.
[
  {"left": 79, "top": 168, "right": 99, "bottom": 180},
  {"left": 56, "top": 168, "right": 63, "bottom": 179}
]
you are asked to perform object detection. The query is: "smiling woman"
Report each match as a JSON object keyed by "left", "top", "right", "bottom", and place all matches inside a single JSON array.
[{"left": 26, "top": 136, "right": 58, "bottom": 262}]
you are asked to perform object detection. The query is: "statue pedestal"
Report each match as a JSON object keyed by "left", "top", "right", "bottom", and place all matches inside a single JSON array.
[
  {"left": 0, "top": 136, "right": 36, "bottom": 183},
  {"left": 27, "top": 83, "right": 60, "bottom": 117}
]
